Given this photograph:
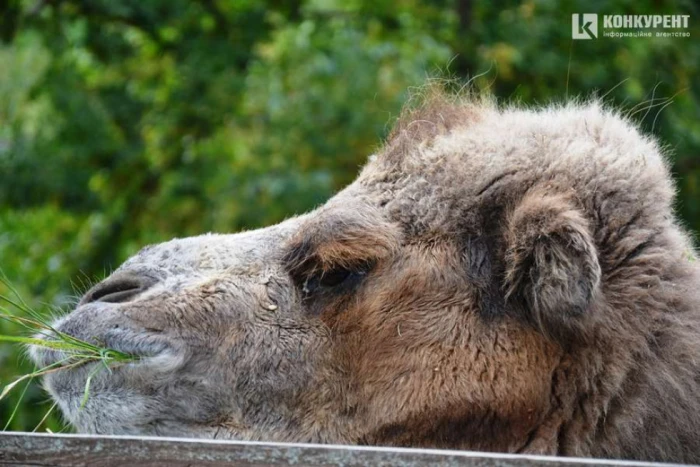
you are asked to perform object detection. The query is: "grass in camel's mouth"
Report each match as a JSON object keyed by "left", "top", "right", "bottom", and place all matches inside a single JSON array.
[{"left": 0, "top": 274, "right": 140, "bottom": 431}]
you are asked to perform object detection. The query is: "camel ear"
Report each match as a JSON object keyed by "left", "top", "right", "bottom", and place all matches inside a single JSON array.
[{"left": 503, "top": 189, "right": 601, "bottom": 337}]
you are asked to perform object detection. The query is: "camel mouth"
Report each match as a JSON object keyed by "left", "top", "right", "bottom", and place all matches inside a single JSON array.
[{"left": 28, "top": 329, "right": 176, "bottom": 370}]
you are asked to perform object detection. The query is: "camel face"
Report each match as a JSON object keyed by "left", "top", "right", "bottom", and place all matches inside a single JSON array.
[{"left": 33, "top": 96, "right": 700, "bottom": 462}]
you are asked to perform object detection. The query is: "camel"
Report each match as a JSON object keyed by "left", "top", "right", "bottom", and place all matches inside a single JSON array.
[{"left": 32, "top": 91, "right": 700, "bottom": 463}]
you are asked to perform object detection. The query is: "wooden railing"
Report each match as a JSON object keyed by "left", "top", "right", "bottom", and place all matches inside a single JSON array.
[{"left": 0, "top": 432, "right": 680, "bottom": 467}]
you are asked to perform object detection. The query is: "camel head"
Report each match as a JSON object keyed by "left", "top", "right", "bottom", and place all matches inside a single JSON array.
[{"left": 31, "top": 94, "right": 700, "bottom": 462}]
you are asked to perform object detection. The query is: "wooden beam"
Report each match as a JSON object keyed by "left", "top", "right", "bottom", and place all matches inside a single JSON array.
[{"left": 0, "top": 432, "right": 681, "bottom": 467}]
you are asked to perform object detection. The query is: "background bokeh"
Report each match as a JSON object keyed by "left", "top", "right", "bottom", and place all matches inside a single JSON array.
[{"left": 1, "top": 0, "right": 698, "bottom": 431}]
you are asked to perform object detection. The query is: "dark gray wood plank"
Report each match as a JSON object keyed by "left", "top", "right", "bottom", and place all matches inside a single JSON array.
[{"left": 0, "top": 432, "right": 685, "bottom": 467}]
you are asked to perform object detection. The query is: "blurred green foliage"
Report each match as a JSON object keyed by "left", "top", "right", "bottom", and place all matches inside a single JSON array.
[{"left": 0, "top": 0, "right": 698, "bottom": 431}]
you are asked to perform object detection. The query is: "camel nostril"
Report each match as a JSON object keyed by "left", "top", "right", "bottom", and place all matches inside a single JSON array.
[{"left": 81, "top": 274, "right": 156, "bottom": 305}]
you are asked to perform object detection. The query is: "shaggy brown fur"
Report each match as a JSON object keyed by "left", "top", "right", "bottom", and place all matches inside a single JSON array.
[{"left": 33, "top": 90, "right": 700, "bottom": 463}]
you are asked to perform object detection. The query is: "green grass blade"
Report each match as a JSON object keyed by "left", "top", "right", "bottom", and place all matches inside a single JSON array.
[
  {"left": 80, "top": 365, "right": 104, "bottom": 410},
  {"left": 0, "top": 293, "right": 45, "bottom": 324},
  {"left": 2, "top": 379, "right": 31, "bottom": 431},
  {"left": 0, "top": 373, "right": 34, "bottom": 402},
  {"left": 32, "top": 400, "right": 58, "bottom": 433},
  {"left": 0, "top": 335, "right": 94, "bottom": 352},
  {"left": 1, "top": 357, "right": 90, "bottom": 402},
  {"left": 0, "top": 272, "right": 32, "bottom": 311}
]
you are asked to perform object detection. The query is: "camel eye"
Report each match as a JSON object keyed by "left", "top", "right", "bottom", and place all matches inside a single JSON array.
[
  {"left": 320, "top": 269, "right": 353, "bottom": 287},
  {"left": 302, "top": 268, "right": 349, "bottom": 295},
  {"left": 302, "top": 266, "right": 367, "bottom": 297}
]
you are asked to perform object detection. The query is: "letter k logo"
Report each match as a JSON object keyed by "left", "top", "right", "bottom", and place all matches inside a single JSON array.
[{"left": 572, "top": 14, "right": 598, "bottom": 39}]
